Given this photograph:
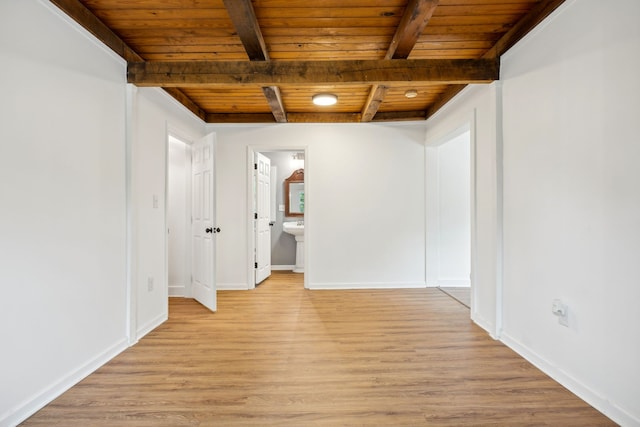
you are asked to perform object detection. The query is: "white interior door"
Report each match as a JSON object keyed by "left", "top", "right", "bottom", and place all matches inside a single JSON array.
[
  {"left": 255, "top": 152, "right": 271, "bottom": 284},
  {"left": 191, "top": 133, "right": 217, "bottom": 312}
]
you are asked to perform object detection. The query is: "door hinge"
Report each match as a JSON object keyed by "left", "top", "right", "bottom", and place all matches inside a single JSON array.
[
  {"left": 255, "top": 262, "right": 258, "bottom": 269},
  {"left": 254, "top": 163, "right": 258, "bottom": 170},
  {"left": 254, "top": 212, "right": 258, "bottom": 220}
]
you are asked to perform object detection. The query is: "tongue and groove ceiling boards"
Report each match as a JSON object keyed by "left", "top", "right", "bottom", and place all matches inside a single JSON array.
[{"left": 50, "top": 0, "right": 566, "bottom": 123}]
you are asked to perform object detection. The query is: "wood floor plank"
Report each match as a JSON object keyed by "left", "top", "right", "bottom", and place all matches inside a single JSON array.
[
  {"left": 22, "top": 271, "right": 613, "bottom": 426},
  {"left": 439, "top": 286, "right": 471, "bottom": 308}
]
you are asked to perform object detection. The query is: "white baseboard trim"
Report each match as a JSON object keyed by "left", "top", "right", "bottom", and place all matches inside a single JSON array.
[
  {"left": 217, "top": 282, "right": 250, "bottom": 290},
  {"left": 436, "top": 279, "right": 471, "bottom": 287},
  {"left": 136, "top": 312, "right": 167, "bottom": 340},
  {"left": 271, "top": 265, "right": 295, "bottom": 271},
  {"left": 500, "top": 332, "right": 638, "bottom": 427},
  {"left": 168, "top": 284, "right": 186, "bottom": 297},
  {"left": 471, "top": 312, "right": 497, "bottom": 340},
  {"left": 308, "top": 281, "right": 427, "bottom": 290},
  {"left": 3, "top": 338, "right": 128, "bottom": 427}
]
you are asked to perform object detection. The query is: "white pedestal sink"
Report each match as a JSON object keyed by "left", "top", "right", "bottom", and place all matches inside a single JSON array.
[{"left": 283, "top": 221, "right": 304, "bottom": 273}]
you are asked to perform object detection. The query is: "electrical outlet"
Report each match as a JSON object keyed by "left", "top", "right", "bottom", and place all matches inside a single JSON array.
[
  {"left": 147, "top": 276, "right": 154, "bottom": 292},
  {"left": 551, "top": 299, "right": 568, "bottom": 327}
]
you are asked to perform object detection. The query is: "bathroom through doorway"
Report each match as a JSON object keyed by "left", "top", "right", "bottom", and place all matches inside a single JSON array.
[{"left": 248, "top": 147, "right": 307, "bottom": 289}]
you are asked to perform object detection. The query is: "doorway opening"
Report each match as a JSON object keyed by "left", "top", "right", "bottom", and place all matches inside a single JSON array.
[
  {"left": 167, "top": 132, "right": 217, "bottom": 312},
  {"left": 248, "top": 148, "right": 306, "bottom": 289},
  {"left": 426, "top": 125, "right": 471, "bottom": 309},
  {"left": 167, "top": 135, "right": 192, "bottom": 298}
]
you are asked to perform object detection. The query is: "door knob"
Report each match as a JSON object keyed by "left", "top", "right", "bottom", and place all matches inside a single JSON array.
[
  {"left": 213, "top": 227, "right": 221, "bottom": 233},
  {"left": 205, "top": 227, "right": 213, "bottom": 233}
]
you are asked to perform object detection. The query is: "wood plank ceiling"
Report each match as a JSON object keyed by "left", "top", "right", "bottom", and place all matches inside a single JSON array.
[{"left": 50, "top": 0, "right": 566, "bottom": 124}]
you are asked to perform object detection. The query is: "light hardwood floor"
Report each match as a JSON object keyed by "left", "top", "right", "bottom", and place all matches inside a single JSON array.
[
  {"left": 22, "top": 272, "right": 613, "bottom": 426},
  {"left": 439, "top": 287, "right": 471, "bottom": 308}
]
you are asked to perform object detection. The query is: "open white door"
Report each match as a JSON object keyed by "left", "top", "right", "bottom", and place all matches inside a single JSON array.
[
  {"left": 191, "top": 133, "right": 217, "bottom": 312},
  {"left": 255, "top": 152, "right": 271, "bottom": 284}
]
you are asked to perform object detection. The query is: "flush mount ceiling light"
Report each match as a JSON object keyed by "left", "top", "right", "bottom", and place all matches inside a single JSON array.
[
  {"left": 312, "top": 93, "right": 338, "bottom": 106},
  {"left": 404, "top": 89, "right": 418, "bottom": 99}
]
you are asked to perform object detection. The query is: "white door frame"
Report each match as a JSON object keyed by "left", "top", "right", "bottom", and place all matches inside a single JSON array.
[
  {"left": 246, "top": 146, "right": 309, "bottom": 290},
  {"left": 125, "top": 84, "right": 137, "bottom": 345},
  {"left": 425, "top": 114, "right": 479, "bottom": 323}
]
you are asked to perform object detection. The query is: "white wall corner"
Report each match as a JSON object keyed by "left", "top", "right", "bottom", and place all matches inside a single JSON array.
[
  {"left": 168, "top": 285, "right": 187, "bottom": 297},
  {"left": 493, "top": 80, "right": 505, "bottom": 340},
  {"left": 125, "top": 83, "right": 139, "bottom": 347},
  {"left": 136, "top": 312, "right": 168, "bottom": 340}
]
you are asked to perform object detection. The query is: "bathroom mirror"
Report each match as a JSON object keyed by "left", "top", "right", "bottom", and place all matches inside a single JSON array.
[{"left": 284, "top": 169, "right": 304, "bottom": 217}]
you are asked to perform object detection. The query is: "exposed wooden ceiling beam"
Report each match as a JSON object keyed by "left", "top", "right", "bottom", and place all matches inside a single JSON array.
[
  {"left": 287, "top": 113, "right": 362, "bottom": 124},
  {"left": 205, "top": 113, "right": 364, "bottom": 124},
  {"left": 49, "top": 0, "right": 141, "bottom": 62},
  {"left": 262, "top": 90, "right": 288, "bottom": 122},
  {"left": 162, "top": 88, "right": 207, "bottom": 122},
  {"left": 261, "top": 86, "right": 287, "bottom": 123},
  {"left": 426, "top": 0, "right": 567, "bottom": 119},
  {"left": 206, "top": 113, "right": 276, "bottom": 124},
  {"left": 386, "top": 0, "right": 439, "bottom": 60},
  {"left": 372, "top": 110, "right": 428, "bottom": 122},
  {"left": 362, "top": 0, "right": 439, "bottom": 122},
  {"left": 222, "top": 0, "right": 288, "bottom": 122},
  {"left": 361, "top": 85, "right": 389, "bottom": 122},
  {"left": 425, "top": 84, "right": 467, "bottom": 118},
  {"left": 222, "top": 0, "right": 269, "bottom": 61},
  {"left": 484, "top": 0, "right": 568, "bottom": 59},
  {"left": 204, "top": 111, "right": 428, "bottom": 124},
  {"left": 49, "top": 0, "right": 206, "bottom": 121},
  {"left": 127, "top": 58, "right": 498, "bottom": 87}
]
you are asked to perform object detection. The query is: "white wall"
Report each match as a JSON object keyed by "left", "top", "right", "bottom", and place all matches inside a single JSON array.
[
  {"left": 0, "top": 1, "right": 127, "bottom": 424},
  {"left": 0, "top": 2, "right": 208, "bottom": 424},
  {"left": 425, "top": 83, "right": 501, "bottom": 337},
  {"left": 500, "top": 1, "right": 640, "bottom": 424},
  {"left": 425, "top": 129, "right": 471, "bottom": 287},
  {"left": 212, "top": 123, "right": 427, "bottom": 290},
  {"left": 427, "top": 1, "right": 640, "bottom": 424}
]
